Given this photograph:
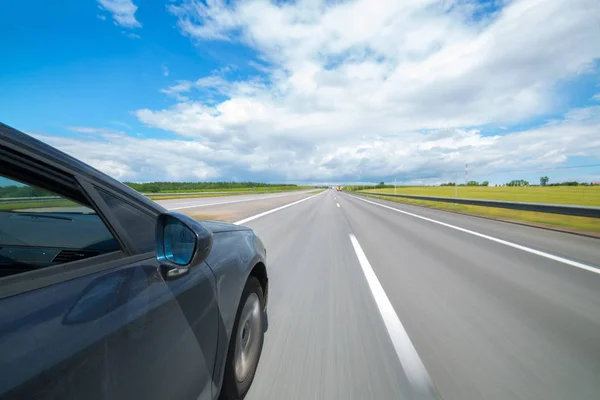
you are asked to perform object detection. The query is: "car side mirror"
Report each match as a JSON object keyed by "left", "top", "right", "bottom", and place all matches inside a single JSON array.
[{"left": 156, "top": 212, "right": 213, "bottom": 280}]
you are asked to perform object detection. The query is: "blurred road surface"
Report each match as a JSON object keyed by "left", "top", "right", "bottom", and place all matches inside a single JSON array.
[{"left": 180, "top": 189, "right": 600, "bottom": 400}]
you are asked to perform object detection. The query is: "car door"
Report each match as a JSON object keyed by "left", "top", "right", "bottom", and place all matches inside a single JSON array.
[{"left": 0, "top": 149, "right": 220, "bottom": 400}]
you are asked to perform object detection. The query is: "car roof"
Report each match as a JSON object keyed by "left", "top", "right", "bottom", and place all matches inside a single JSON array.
[{"left": 0, "top": 122, "right": 165, "bottom": 213}]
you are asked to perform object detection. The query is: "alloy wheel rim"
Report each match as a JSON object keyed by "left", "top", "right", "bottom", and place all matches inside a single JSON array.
[{"left": 234, "top": 293, "right": 261, "bottom": 382}]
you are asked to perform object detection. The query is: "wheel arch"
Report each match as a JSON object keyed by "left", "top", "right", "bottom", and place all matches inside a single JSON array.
[{"left": 249, "top": 262, "right": 268, "bottom": 310}]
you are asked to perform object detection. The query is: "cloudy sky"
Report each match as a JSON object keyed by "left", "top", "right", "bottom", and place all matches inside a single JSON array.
[{"left": 1, "top": 0, "right": 600, "bottom": 185}]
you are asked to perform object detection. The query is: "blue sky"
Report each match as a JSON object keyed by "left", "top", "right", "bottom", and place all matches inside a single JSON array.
[
  {"left": 1, "top": 0, "right": 599, "bottom": 185},
  {"left": 0, "top": 0, "right": 250, "bottom": 137}
]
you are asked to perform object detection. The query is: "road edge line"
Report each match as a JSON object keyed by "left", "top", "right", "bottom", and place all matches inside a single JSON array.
[
  {"left": 233, "top": 191, "right": 324, "bottom": 225},
  {"left": 349, "top": 194, "right": 600, "bottom": 275},
  {"left": 348, "top": 233, "right": 437, "bottom": 398}
]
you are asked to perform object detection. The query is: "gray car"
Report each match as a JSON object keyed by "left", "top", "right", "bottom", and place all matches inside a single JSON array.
[{"left": 0, "top": 122, "right": 268, "bottom": 400}]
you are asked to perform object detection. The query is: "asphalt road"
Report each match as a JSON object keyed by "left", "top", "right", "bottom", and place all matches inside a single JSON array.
[
  {"left": 183, "top": 189, "right": 600, "bottom": 399},
  {"left": 158, "top": 190, "right": 318, "bottom": 222}
]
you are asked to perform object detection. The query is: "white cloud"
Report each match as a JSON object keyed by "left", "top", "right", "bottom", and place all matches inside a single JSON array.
[
  {"left": 66, "top": 126, "right": 124, "bottom": 135},
  {"left": 160, "top": 80, "right": 194, "bottom": 101},
  {"left": 98, "top": 0, "right": 141, "bottom": 29},
  {"left": 162, "top": 0, "right": 599, "bottom": 128},
  {"left": 36, "top": 132, "right": 219, "bottom": 181},
  {"left": 97, "top": 14, "right": 106, "bottom": 21},
  {"left": 159, "top": 75, "right": 237, "bottom": 101},
  {"left": 42, "top": 106, "right": 600, "bottom": 182},
  {"left": 168, "top": 0, "right": 240, "bottom": 41},
  {"left": 593, "top": 93, "right": 600, "bottom": 101},
  {"left": 79, "top": 0, "right": 600, "bottom": 182},
  {"left": 109, "top": 120, "right": 133, "bottom": 130},
  {"left": 162, "top": 65, "right": 170, "bottom": 77},
  {"left": 123, "top": 31, "right": 141, "bottom": 39}
]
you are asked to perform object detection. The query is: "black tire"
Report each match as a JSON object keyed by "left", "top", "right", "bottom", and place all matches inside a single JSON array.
[{"left": 221, "top": 277, "right": 265, "bottom": 400}]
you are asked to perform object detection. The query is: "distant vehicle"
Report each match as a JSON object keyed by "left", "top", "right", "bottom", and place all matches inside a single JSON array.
[
  {"left": 0, "top": 123, "right": 268, "bottom": 400},
  {"left": 337, "top": 186, "right": 342, "bottom": 191}
]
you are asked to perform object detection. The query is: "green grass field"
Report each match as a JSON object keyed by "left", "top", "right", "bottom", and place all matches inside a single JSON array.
[{"left": 363, "top": 186, "right": 600, "bottom": 206}]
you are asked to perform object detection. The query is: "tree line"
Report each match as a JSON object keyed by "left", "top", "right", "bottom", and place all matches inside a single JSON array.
[
  {"left": 0, "top": 185, "right": 51, "bottom": 199},
  {"left": 123, "top": 181, "right": 299, "bottom": 193},
  {"left": 506, "top": 177, "right": 595, "bottom": 187},
  {"left": 439, "top": 177, "right": 597, "bottom": 187},
  {"left": 440, "top": 181, "right": 489, "bottom": 186}
]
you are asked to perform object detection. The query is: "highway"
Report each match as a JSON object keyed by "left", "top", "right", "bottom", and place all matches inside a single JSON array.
[
  {"left": 157, "top": 190, "right": 317, "bottom": 222},
  {"left": 173, "top": 189, "right": 600, "bottom": 400}
]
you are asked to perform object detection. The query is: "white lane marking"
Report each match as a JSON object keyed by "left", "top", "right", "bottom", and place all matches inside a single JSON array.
[
  {"left": 337, "top": 203, "right": 340, "bottom": 208},
  {"left": 233, "top": 191, "right": 323, "bottom": 225},
  {"left": 166, "top": 191, "right": 312, "bottom": 211},
  {"left": 349, "top": 234, "right": 435, "bottom": 394},
  {"left": 351, "top": 195, "right": 600, "bottom": 275}
]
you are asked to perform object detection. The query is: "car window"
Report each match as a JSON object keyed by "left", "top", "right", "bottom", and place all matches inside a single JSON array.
[
  {"left": 97, "top": 189, "right": 157, "bottom": 253},
  {"left": 0, "top": 175, "right": 120, "bottom": 278}
]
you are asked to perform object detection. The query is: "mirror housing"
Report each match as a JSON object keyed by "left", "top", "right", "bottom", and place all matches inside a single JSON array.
[{"left": 156, "top": 212, "right": 213, "bottom": 280}]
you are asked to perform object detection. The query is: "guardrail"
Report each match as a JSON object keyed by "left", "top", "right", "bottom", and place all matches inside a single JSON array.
[{"left": 357, "top": 192, "right": 600, "bottom": 218}]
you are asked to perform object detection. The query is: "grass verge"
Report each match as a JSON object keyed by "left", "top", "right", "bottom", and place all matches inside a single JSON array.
[
  {"left": 145, "top": 193, "right": 241, "bottom": 200},
  {"left": 359, "top": 193, "right": 600, "bottom": 236},
  {"left": 0, "top": 200, "right": 74, "bottom": 211}
]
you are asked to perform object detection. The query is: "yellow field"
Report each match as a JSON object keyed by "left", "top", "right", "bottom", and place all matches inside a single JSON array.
[{"left": 365, "top": 186, "right": 600, "bottom": 206}]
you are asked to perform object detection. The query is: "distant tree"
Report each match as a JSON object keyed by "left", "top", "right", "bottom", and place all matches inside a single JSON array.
[
  {"left": 507, "top": 179, "right": 529, "bottom": 187},
  {"left": 467, "top": 180, "right": 479, "bottom": 186},
  {"left": 144, "top": 184, "right": 161, "bottom": 193},
  {"left": 481, "top": 181, "right": 489, "bottom": 186},
  {"left": 547, "top": 181, "right": 586, "bottom": 186},
  {"left": 540, "top": 176, "right": 549, "bottom": 186},
  {"left": 378, "top": 182, "right": 385, "bottom": 187}
]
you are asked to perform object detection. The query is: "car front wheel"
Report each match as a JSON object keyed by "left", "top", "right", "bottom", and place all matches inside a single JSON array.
[{"left": 221, "top": 277, "right": 265, "bottom": 399}]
